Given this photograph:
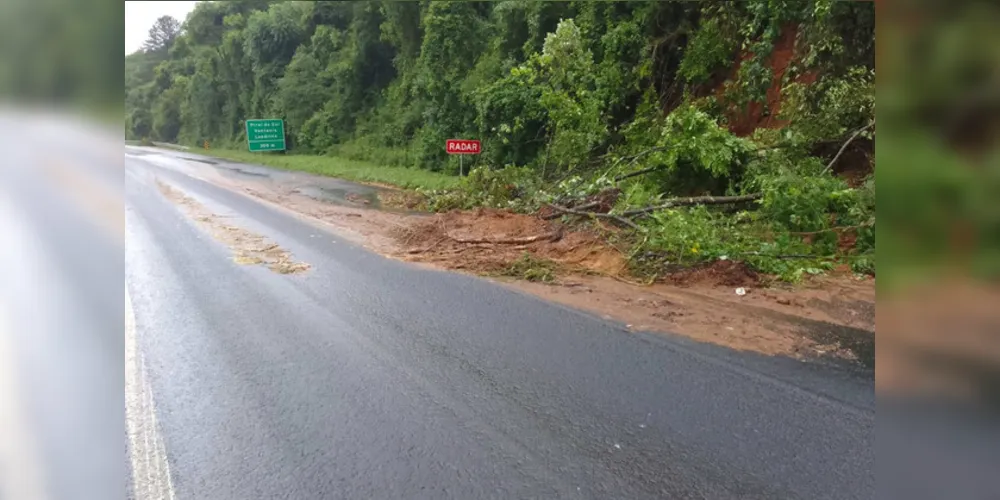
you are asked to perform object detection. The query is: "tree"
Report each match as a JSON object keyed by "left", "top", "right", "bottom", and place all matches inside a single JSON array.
[
  {"left": 142, "top": 15, "right": 181, "bottom": 54},
  {"left": 531, "top": 19, "right": 607, "bottom": 175},
  {"left": 410, "top": 1, "right": 488, "bottom": 170},
  {"left": 242, "top": 2, "right": 310, "bottom": 118},
  {"left": 127, "top": 107, "right": 153, "bottom": 140}
]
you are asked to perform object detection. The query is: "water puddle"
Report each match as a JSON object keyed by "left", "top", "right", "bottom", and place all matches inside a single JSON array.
[
  {"left": 293, "top": 185, "right": 381, "bottom": 209},
  {"left": 219, "top": 166, "right": 270, "bottom": 178},
  {"left": 180, "top": 156, "right": 220, "bottom": 166},
  {"left": 793, "top": 317, "right": 875, "bottom": 370}
]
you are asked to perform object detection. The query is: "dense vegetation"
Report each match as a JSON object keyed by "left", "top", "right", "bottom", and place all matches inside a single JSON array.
[{"left": 125, "top": 0, "right": 875, "bottom": 281}]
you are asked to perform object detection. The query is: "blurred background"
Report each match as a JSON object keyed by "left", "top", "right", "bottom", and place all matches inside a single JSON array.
[
  {"left": 875, "top": 0, "right": 1000, "bottom": 403},
  {"left": 0, "top": 1, "right": 123, "bottom": 500},
  {"left": 0, "top": 0, "right": 998, "bottom": 498},
  {"left": 876, "top": 1, "right": 1000, "bottom": 498},
  {"left": 0, "top": 0, "right": 122, "bottom": 121}
]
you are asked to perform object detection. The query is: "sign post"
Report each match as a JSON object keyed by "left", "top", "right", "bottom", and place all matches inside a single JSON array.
[
  {"left": 246, "top": 119, "right": 286, "bottom": 152},
  {"left": 445, "top": 139, "right": 482, "bottom": 176}
]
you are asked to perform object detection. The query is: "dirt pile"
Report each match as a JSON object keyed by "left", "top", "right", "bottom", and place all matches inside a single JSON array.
[
  {"left": 668, "top": 260, "right": 761, "bottom": 288},
  {"left": 392, "top": 208, "right": 627, "bottom": 277}
]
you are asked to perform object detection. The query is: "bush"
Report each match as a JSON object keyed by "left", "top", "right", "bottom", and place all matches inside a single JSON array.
[
  {"left": 637, "top": 206, "right": 743, "bottom": 266},
  {"left": 422, "top": 164, "right": 542, "bottom": 212}
]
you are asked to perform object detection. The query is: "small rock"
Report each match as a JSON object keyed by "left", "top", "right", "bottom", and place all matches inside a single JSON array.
[{"left": 776, "top": 298, "right": 791, "bottom": 306}]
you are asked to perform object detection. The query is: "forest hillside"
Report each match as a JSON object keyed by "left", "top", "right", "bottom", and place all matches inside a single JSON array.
[{"left": 125, "top": 1, "right": 876, "bottom": 281}]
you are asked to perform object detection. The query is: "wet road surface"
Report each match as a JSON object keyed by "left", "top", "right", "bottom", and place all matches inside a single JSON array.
[
  {"left": 120, "top": 146, "right": 874, "bottom": 499},
  {"left": 132, "top": 146, "right": 384, "bottom": 208}
]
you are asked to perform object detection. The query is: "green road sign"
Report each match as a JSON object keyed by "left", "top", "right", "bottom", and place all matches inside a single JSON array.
[{"left": 246, "top": 119, "right": 286, "bottom": 152}]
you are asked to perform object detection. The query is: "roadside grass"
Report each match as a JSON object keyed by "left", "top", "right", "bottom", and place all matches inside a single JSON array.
[{"left": 194, "top": 148, "right": 460, "bottom": 191}]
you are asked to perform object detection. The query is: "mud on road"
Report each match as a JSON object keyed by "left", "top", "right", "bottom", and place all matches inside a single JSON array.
[{"left": 157, "top": 180, "right": 310, "bottom": 275}]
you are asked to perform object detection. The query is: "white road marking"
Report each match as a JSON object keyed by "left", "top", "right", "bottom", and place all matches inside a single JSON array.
[{"left": 125, "top": 290, "right": 177, "bottom": 500}]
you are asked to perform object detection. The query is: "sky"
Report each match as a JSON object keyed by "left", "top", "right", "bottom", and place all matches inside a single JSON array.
[{"left": 125, "top": 1, "right": 200, "bottom": 55}]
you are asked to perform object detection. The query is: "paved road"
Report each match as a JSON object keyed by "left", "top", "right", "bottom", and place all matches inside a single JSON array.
[
  {"left": 121, "top": 146, "right": 874, "bottom": 499},
  {"left": 0, "top": 116, "right": 874, "bottom": 500}
]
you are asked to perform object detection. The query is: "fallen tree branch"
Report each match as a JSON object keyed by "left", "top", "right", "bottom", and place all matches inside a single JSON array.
[
  {"left": 788, "top": 222, "right": 874, "bottom": 236},
  {"left": 752, "top": 137, "right": 843, "bottom": 154},
  {"left": 407, "top": 237, "right": 448, "bottom": 254},
  {"left": 608, "top": 273, "right": 656, "bottom": 287},
  {"left": 622, "top": 194, "right": 762, "bottom": 217},
  {"left": 546, "top": 204, "right": 641, "bottom": 230},
  {"left": 612, "top": 147, "right": 669, "bottom": 182},
  {"left": 614, "top": 164, "right": 668, "bottom": 182},
  {"left": 542, "top": 200, "right": 600, "bottom": 220},
  {"left": 446, "top": 229, "right": 563, "bottom": 245},
  {"left": 735, "top": 252, "right": 818, "bottom": 260},
  {"left": 822, "top": 119, "right": 875, "bottom": 175}
]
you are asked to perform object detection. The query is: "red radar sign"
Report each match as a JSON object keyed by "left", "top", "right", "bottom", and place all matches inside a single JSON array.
[{"left": 446, "top": 139, "right": 481, "bottom": 154}]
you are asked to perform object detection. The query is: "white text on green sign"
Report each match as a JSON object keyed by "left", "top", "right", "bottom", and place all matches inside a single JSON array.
[{"left": 246, "top": 119, "right": 286, "bottom": 152}]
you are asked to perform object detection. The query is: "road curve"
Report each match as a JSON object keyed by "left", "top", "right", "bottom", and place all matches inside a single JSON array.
[{"left": 121, "top": 147, "right": 874, "bottom": 499}]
